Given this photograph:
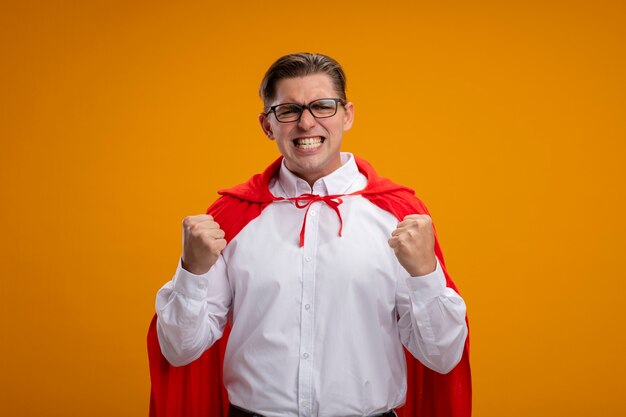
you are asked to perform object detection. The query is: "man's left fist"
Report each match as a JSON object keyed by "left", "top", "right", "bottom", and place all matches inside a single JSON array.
[{"left": 388, "top": 214, "right": 437, "bottom": 276}]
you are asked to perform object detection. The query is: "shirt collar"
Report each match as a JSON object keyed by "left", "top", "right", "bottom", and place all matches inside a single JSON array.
[{"left": 277, "top": 153, "right": 360, "bottom": 197}]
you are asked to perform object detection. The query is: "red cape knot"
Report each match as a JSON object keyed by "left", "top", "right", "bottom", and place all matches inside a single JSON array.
[{"left": 275, "top": 193, "right": 348, "bottom": 247}]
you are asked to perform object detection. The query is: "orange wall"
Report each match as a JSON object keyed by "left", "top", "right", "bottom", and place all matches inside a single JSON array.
[{"left": 1, "top": 1, "right": 625, "bottom": 416}]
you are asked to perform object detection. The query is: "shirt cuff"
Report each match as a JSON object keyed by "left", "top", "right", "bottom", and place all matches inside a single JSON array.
[
  {"left": 405, "top": 259, "right": 446, "bottom": 301},
  {"left": 172, "top": 258, "right": 211, "bottom": 300}
]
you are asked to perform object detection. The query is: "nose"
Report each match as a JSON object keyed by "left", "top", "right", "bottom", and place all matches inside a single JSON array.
[{"left": 297, "top": 107, "right": 317, "bottom": 130}]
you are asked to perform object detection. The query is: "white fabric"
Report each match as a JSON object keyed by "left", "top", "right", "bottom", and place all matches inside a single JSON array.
[{"left": 156, "top": 153, "right": 467, "bottom": 417}]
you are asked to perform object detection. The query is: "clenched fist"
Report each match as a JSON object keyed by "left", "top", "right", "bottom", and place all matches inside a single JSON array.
[
  {"left": 181, "top": 214, "right": 227, "bottom": 275},
  {"left": 388, "top": 214, "right": 437, "bottom": 277}
]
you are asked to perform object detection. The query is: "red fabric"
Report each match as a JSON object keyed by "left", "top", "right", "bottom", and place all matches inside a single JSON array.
[{"left": 148, "top": 156, "right": 471, "bottom": 417}]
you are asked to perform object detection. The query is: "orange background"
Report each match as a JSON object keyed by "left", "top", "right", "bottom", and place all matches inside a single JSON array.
[{"left": 1, "top": 1, "right": 625, "bottom": 416}]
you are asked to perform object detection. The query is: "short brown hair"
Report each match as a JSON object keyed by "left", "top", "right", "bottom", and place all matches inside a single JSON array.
[{"left": 259, "top": 53, "right": 347, "bottom": 111}]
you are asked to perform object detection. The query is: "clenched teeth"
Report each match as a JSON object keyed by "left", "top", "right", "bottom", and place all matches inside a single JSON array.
[{"left": 294, "top": 137, "right": 324, "bottom": 149}]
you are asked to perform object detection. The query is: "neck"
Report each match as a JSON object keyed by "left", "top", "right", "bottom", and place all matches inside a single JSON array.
[{"left": 284, "top": 157, "right": 344, "bottom": 188}]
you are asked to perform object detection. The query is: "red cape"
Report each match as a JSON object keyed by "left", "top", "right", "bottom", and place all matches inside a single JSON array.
[{"left": 148, "top": 156, "right": 471, "bottom": 417}]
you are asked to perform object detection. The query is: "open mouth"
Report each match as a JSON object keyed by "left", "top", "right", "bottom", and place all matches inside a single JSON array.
[{"left": 293, "top": 136, "right": 325, "bottom": 150}]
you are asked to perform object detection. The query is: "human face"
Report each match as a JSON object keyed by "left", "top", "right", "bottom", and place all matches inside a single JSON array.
[{"left": 259, "top": 73, "right": 354, "bottom": 186}]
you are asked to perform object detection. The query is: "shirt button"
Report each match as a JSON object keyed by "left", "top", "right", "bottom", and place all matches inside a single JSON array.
[
  {"left": 304, "top": 304, "right": 311, "bottom": 310},
  {"left": 301, "top": 400, "right": 310, "bottom": 408},
  {"left": 305, "top": 256, "right": 312, "bottom": 262},
  {"left": 309, "top": 210, "right": 316, "bottom": 217},
  {"left": 303, "top": 352, "right": 309, "bottom": 359}
]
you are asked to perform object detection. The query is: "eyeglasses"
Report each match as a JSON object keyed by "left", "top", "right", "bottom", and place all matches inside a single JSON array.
[{"left": 265, "top": 98, "right": 345, "bottom": 123}]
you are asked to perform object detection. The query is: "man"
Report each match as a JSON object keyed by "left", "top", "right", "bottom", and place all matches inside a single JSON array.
[{"left": 149, "top": 53, "right": 471, "bottom": 417}]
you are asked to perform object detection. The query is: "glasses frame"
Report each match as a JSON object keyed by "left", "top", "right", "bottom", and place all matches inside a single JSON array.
[{"left": 265, "top": 98, "right": 345, "bottom": 123}]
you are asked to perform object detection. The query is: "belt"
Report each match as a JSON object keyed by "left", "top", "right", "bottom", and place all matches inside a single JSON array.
[{"left": 228, "top": 404, "right": 396, "bottom": 417}]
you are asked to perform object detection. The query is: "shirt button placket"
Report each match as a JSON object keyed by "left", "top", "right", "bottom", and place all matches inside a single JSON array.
[{"left": 298, "top": 200, "right": 319, "bottom": 417}]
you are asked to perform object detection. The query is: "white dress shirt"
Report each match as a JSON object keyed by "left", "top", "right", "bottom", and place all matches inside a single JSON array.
[{"left": 156, "top": 153, "right": 467, "bottom": 417}]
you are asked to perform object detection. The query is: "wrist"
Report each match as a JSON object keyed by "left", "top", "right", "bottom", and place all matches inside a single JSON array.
[
  {"left": 408, "top": 256, "right": 437, "bottom": 277},
  {"left": 181, "top": 257, "right": 210, "bottom": 275}
]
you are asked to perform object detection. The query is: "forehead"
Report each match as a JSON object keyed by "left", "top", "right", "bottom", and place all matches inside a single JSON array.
[{"left": 273, "top": 73, "right": 338, "bottom": 104}]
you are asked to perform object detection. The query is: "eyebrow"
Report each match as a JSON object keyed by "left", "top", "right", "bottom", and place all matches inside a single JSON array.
[{"left": 275, "top": 98, "right": 332, "bottom": 105}]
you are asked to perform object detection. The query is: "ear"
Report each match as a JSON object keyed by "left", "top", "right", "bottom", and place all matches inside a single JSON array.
[
  {"left": 258, "top": 113, "right": 274, "bottom": 140},
  {"left": 342, "top": 101, "right": 355, "bottom": 132}
]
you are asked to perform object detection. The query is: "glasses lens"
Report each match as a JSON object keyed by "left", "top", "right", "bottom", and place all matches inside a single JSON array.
[
  {"left": 274, "top": 104, "right": 302, "bottom": 122},
  {"left": 310, "top": 99, "right": 338, "bottom": 118}
]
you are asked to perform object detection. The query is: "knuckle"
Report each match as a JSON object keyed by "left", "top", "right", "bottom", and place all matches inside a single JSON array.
[{"left": 200, "top": 229, "right": 215, "bottom": 239}]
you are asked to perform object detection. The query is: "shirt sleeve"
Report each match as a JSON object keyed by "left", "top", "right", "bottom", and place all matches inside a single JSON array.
[
  {"left": 155, "top": 255, "right": 232, "bottom": 367},
  {"left": 395, "top": 258, "right": 468, "bottom": 374}
]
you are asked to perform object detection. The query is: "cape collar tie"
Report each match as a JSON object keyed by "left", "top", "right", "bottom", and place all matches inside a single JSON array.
[{"left": 274, "top": 192, "right": 359, "bottom": 247}]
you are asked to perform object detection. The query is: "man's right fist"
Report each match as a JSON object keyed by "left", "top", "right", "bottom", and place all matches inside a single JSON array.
[{"left": 181, "top": 214, "right": 226, "bottom": 275}]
